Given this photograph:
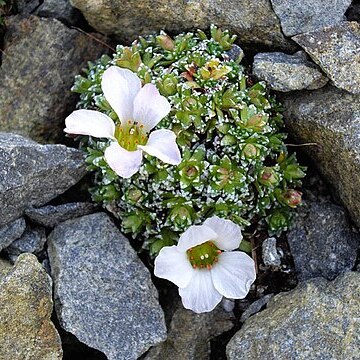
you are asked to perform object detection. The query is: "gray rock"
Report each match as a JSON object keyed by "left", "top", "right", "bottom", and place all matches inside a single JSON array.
[
  {"left": 0, "top": 15, "right": 108, "bottom": 143},
  {"left": 47, "top": 213, "right": 167, "bottom": 360},
  {"left": 280, "top": 85, "right": 360, "bottom": 227},
  {"left": 0, "top": 133, "right": 86, "bottom": 227},
  {"left": 262, "top": 237, "right": 282, "bottom": 267},
  {"left": 240, "top": 294, "right": 273, "bottom": 322},
  {"left": 14, "top": 0, "right": 39, "bottom": 14},
  {"left": 221, "top": 298, "right": 235, "bottom": 312},
  {"left": 225, "top": 44, "right": 245, "bottom": 63},
  {"left": 70, "top": 0, "right": 293, "bottom": 50},
  {"left": 145, "top": 306, "right": 233, "bottom": 360},
  {"left": 227, "top": 272, "right": 360, "bottom": 360},
  {"left": 270, "top": 0, "right": 352, "bottom": 36},
  {"left": 35, "top": 0, "right": 81, "bottom": 25},
  {"left": 253, "top": 51, "right": 328, "bottom": 91},
  {"left": 288, "top": 201, "right": 359, "bottom": 281},
  {"left": 0, "top": 258, "right": 12, "bottom": 277},
  {"left": 0, "top": 217, "right": 26, "bottom": 252},
  {"left": 15, "top": 0, "right": 80, "bottom": 24},
  {"left": 5, "top": 226, "right": 47, "bottom": 258},
  {"left": 0, "top": 253, "right": 62, "bottom": 359},
  {"left": 25, "top": 202, "right": 97, "bottom": 228},
  {"left": 293, "top": 21, "right": 360, "bottom": 94}
]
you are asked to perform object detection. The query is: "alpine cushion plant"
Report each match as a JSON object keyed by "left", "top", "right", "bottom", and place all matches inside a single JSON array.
[
  {"left": 65, "top": 66, "right": 181, "bottom": 178},
  {"left": 69, "top": 26, "right": 305, "bottom": 287},
  {"left": 155, "top": 216, "right": 256, "bottom": 313}
]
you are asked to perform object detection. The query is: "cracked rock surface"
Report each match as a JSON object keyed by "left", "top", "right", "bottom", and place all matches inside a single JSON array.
[
  {"left": 227, "top": 272, "right": 360, "bottom": 359},
  {"left": 293, "top": 21, "right": 360, "bottom": 94},
  {"left": 253, "top": 51, "right": 328, "bottom": 91},
  {"left": 270, "top": 0, "right": 352, "bottom": 36},
  {"left": 0, "top": 253, "right": 62, "bottom": 360},
  {"left": 0, "top": 133, "right": 86, "bottom": 227},
  {"left": 70, "top": 0, "right": 293, "bottom": 50},
  {"left": 0, "top": 15, "right": 108, "bottom": 143},
  {"left": 48, "top": 212, "right": 167, "bottom": 360}
]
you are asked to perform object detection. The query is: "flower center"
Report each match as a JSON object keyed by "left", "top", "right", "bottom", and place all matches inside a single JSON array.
[
  {"left": 114, "top": 121, "right": 148, "bottom": 151},
  {"left": 186, "top": 241, "right": 221, "bottom": 270}
]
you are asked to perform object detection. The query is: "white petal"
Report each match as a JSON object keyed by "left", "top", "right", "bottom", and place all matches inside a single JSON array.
[
  {"left": 177, "top": 224, "right": 218, "bottom": 252},
  {"left": 104, "top": 141, "right": 142, "bottom": 178},
  {"left": 101, "top": 66, "right": 141, "bottom": 124},
  {"left": 133, "top": 83, "right": 171, "bottom": 132},
  {"left": 211, "top": 252, "right": 256, "bottom": 299},
  {"left": 64, "top": 110, "right": 115, "bottom": 139},
  {"left": 179, "top": 270, "right": 222, "bottom": 313},
  {"left": 138, "top": 129, "right": 181, "bottom": 165},
  {"left": 203, "top": 216, "right": 242, "bottom": 251},
  {"left": 154, "top": 245, "right": 193, "bottom": 288}
]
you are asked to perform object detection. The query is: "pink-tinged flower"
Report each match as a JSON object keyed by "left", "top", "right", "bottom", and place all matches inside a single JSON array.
[
  {"left": 64, "top": 66, "right": 181, "bottom": 178},
  {"left": 154, "top": 216, "right": 256, "bottom": 313}
]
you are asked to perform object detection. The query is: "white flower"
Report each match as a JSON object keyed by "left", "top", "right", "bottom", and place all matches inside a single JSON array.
[
  {"left": 64, "top": 66, "right": 181, "bottom": 178},
  {"left": 154, "top": 216, "right": 256, "bottom": 313}
]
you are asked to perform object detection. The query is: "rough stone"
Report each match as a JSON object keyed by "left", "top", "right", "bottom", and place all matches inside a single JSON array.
[
  {"left": 253, "top": 51, "right": 328, "bottom": 91},
  {"left": 70, "top": 0, "right": 293, "bottom": 50},
  {"left": 0, "top": 253, "right": 62, "bottom": 359},
  {"left": 227, "top": 272, "right": 360, "bottom": 360},
  {"left": 36, "top": 0, "right": 81, "bottom": 25},
  {"left": 288, "top": 201, "right": 359, "bottom": 281},
  {"left": 14, "top": 0, "right": 39, "bottom": 14},
  {"left": 262, "top": 237, "right": 282, "bottom": 267},
  {"left": 0, "top": 15, "right": 108, "bottom": 143},
  {"left": 293, "top": 21, "right": 360, "bottom": 94},
  {"left": 240, "top": 294, "right": 273, "bottom": 323},
  {"left": 25, "top": 202, "right": 97, "bottom": 228},
  {"left": 0, "top": 217, "right": 26, "bottom": 252},
  {"left": 0, "top": 258, "right": 12, "bottom": 277},
  {"left": 0, "top": 133, "right": 86, "bottom": 227},
  {"left": 5, "top": 226, "right": 47, "bottom": 258},
  {"left": 15, "top": 0, "right": 80, "bottom": 24},
  {"left": 48, "top": 212, "right": 167, "bottom": 360},
  {"left": 280, "top": 85, "right": 360, "bottom": 227},
  {"left": 270, "top": 0, "right": 352, "bottom": 36},
  {"left": 145, "top": 306, "right": 233, "bottom": 360},
  {"left": 225, "top": 44, "right": 245, "bottom": 63}
]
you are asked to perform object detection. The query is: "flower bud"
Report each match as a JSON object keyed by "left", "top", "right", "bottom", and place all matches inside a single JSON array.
[
  {"left": 246, "top": 114, "right": 268, "bottom": 131},
  {"left": 242, "top": 143, "right": 260, "bottom": 159},
  {"left": 169, "top": 204, "right": 194, "bottom": 229},
  {"left": 157, "top": 74, "right": 178, "bottom": 96},
  {"left": 277, "top": 189, "right": 302, "bottom": 208},
  {"left": 156, "top": 34, "right": 175, "bottom": 51},
  {"left": 258, "top": 167, "right": 279, "bottom": 186}
]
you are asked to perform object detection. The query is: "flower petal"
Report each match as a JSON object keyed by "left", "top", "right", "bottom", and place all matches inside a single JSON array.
[
  {"left": 104, "top": 141, "right": 142, "bottom": 178},
  {"left": 203, "top": 216, "right": 242, "bottom": 251},
  {"left": 64, "top": 110, "right": 115, "bottom": 139},
  {"left": 101, "top": 66, "right": 141, "bottom": 124},
  {"left": 177, "top": 224, "right": 218, "bottom": 252},
  {"left": 138, "top": 129, "right": 181, "bottom": 165},
  {"left": 211, "top": 252, "right": 256, "bottom": 299},
  {"left": 179, "top": 270, "right": 222, "bottom": 313},
  {"left": 154, "top": 245, "right": 194, "bottom": 288},
  {"left": 133, "top": 83, "right": 171, "bottom": 132}
]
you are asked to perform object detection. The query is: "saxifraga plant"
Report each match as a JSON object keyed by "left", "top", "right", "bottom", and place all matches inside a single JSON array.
[{"left": 71, "top": 26, "right": 306, "bottom": 256}]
